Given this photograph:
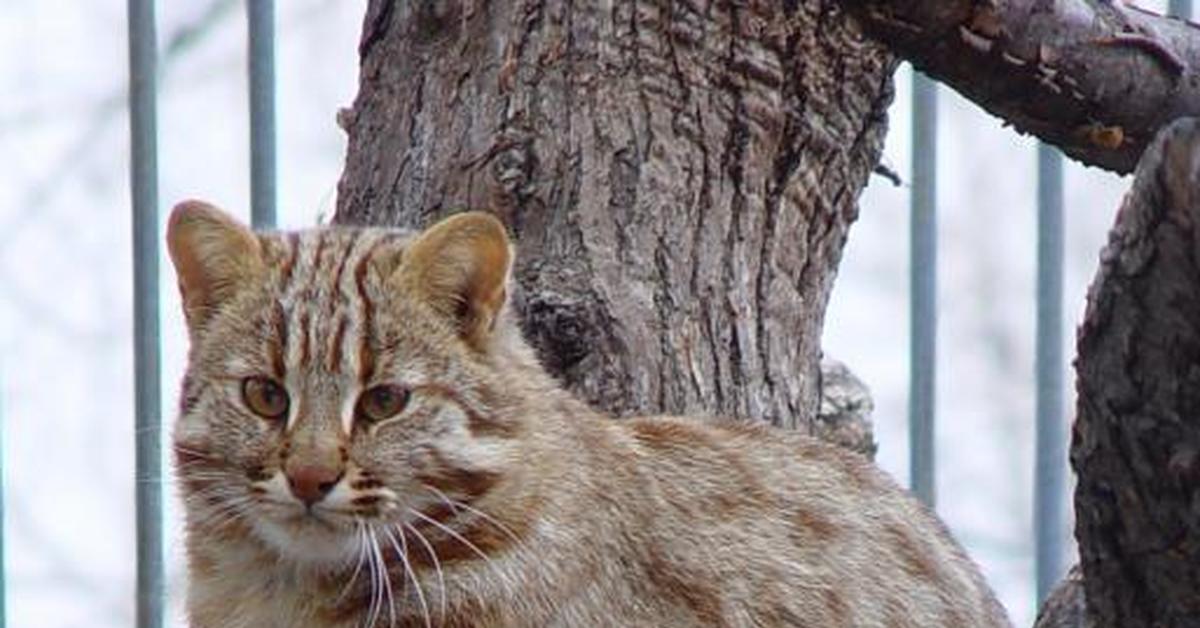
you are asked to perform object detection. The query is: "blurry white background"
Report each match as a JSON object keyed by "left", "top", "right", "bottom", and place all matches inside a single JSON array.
[{"left": 0, "top": 1, "right": 1153, "bottom": 626}]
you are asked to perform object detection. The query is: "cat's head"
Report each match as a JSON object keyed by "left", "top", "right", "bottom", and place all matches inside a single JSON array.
[{"left": 168, "top": 201, "right": 532, "bottom": 568}]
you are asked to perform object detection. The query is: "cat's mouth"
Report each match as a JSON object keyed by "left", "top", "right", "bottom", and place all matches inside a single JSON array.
[
  {"left": 256, "top": 496, "right": 367, "bottom": 530},
  {"left": 279, "top": 508, "right": 341, "bottom": 530},
  {"left": 251, "top": 505, "right": 364, "bottom": 566}
]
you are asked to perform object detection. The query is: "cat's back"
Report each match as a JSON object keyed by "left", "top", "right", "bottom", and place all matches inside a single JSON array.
[{"left": 598, "top": 415, "right": 1011, "bottom": 628}]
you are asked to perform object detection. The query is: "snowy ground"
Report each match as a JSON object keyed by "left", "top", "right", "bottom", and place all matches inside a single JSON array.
[{"left": 0, "top": 1, "right": 1157, "bottom": 626}]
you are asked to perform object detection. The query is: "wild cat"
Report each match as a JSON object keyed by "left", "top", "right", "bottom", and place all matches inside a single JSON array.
[{"left": 167, "top": 200, "right": 1010, "bottom": 627}]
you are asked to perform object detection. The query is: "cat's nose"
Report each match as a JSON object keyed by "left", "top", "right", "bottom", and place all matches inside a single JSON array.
[{"left": 286, "top": 464, "right": 343, "bottom": 506}]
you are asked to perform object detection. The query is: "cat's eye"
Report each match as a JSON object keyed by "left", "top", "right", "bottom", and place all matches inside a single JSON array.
[
  {"left": 241, "top": 377, "right": 289, "bottom": 420},
  {"left": 356, "top": 385, "right": 410, "bottom": 423}
]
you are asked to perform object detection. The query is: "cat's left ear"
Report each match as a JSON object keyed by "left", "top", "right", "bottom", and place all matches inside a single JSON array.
[
  {"left": 166, "top": 200, "right": 265, "bottom": 329},
  {"left": 393, "top": 211, "right": 513, "bottom": 351}
]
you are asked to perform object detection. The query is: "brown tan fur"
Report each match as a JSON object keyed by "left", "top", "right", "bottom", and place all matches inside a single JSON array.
[{"left": 167, "top": 200, "right": 1011, "bottom": 628}]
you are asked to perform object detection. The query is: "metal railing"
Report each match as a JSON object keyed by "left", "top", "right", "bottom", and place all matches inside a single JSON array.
[
  {"left": 906, "top": 74, "right": 1074, "bottom": 605},
  {"left": 125, "top": 1, "right": 276, "bottom": 626},
  {"left": 909, "top": 71, "right": 939, "bottom": 509},
  {"left": 127, "top": 2, "right": 163, "bottom": 626},
  {"left": 1174, "top": 0, "right": 1194, "bottom": 21},
  {"left": 1034, "top": 143, "right": 1066, "bottom": 603},
  {"left": 0, "top": 361, "right": 5, "bottom": 628},
  {"left": 248, "top": 0, "right": 277, "bottom": 228}
]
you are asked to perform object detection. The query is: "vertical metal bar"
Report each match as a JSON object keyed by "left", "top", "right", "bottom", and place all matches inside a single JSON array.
[
  {"left": 910, "top": 71, "right": 938, "bottom": 508},
  {"left": 1035, "top": 143, "right": 1066, "bottom": 603},
  {"left": 128, "top": 1, "right": 164, "bottom": 627},
  {"left": 1171, "top": 0, "right": 1193, "bottom": 19},
  {"left": 247, "top": 0, "right": 277, "bottom": 228},
  {"left": 0, "top": 364, "right": 6, "bottom": 628}
]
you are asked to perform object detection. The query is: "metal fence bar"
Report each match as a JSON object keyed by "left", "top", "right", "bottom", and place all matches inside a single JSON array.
[
  {"left": 1171, "top": 0, "right": 1193, "bottom": 20},
  {"left": 128, "top": 1, "right": 164, "bottom": 627},
  {"left": 0, "top": 364, "right": 6, "bottom": 628},
  {"left": 248, "top": 0, "right": 277, "bottom": 228},
  {"left": 910, "top": 71, "right": 939, "bottom": 508},
  {"left": 1035, "top": 143, "right": 1066, "bottom": 603}
]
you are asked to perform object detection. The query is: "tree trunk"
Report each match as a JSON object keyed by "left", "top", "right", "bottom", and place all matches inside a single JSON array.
[
  {"left": 1072, "top": 117, "right": 1200, "bottom": 628},
  {"left": 335, "top": 0, "right": 894, "bottom": 432}
]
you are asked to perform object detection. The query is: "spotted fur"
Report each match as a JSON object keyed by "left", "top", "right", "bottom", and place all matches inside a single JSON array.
[{"left": 168, "top": 201, "right": 1010, "bottom": 627}]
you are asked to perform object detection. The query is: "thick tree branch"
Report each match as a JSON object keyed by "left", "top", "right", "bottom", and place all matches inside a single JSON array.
[
  {"left": 1034, "top": 565, "right": 1091, "bottom": 628},
  {"left": 1072, "top": 117, "right": 1200, "bottom": 626},
  {"left": 844, "top": 0, "right": 1200, "bottom": 173}
]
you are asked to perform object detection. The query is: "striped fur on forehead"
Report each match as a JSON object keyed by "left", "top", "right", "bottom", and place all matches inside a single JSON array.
[{"left": 257, "top": 226, "right": 411, "bottom": 381}]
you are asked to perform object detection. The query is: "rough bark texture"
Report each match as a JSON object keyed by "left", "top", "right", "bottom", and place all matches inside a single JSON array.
[
  {"left": 335, "top": 0, "right": 895, "bottom": 432},
  {"left": 816, "top": 357, "right": 876, "bottom": 458},
  {"left": 1072, "top": 117, "right": 1200, "bottom": 627},
  {"left": 843, "top": 0, "right": 1200, "bottom": 174},
  {"left": 1034, "top": 564, "right": 1091, "bottom": 628}
]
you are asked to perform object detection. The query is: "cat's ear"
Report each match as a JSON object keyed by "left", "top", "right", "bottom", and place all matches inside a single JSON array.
[
  {"left": 166, "top": 200, "right": 265, "bottom": 329},
  {"left": 394, "top": 211, "right": 513, "bottom": 350}
]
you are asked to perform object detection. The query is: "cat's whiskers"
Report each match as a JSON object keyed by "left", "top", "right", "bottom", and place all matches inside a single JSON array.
[
  {"left": 406, "top": 508, "right": 491, "bottom": 564},
  {"left": 184, "top": 483, "right": 250, "bottom": 507},
  {"left": 422, "top": 486, "right": 461, "bottom": 516},
  {"left": 173, "top": 443, "right": 217, "bottom": 457},
  {"left": 407, "top": 504, "right": 525, "bottom": 610},
  {"left": 193, "top": 507, "right": 240, "bottom": 533},
  {"left": 363, "top": 526, "right": 382, "bottom": 628},
  {"left": 174, "top": 466, "right": 220, "bottom": 478},
  {"left": 366, "top": 525, "right": 396, "bottom": 628},
  {"left": 336, "top": 520, "right": 370, "bottom": 604},
  {"left": 402, "top": 521, "right": 447, "bottom": 626},
  {"left": 139, "top": 472, "right": 221, "bottom": 484},
  {"left": 383, "top": 523, "right": 431, "bottom": 628},
  {"left": 183, "top": 485, "right": 243, "bottom": 508},
  {"left": 422, "top": 486, "right": 523, "bottom": 549},
  {"left": 181, "top": 481, "right": 261, "bottom": 535},
  {"left": 174, "top": 471, "right": 239, "bottom": 484},
  {"left": 174, "top": 459, "right": 233, "bottom": 471},
  {"left": 193, "top": 494, "right": 253, "bottom": 533}
]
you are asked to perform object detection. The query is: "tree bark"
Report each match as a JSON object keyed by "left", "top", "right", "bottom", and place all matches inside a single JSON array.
[
  {"left": 815, "top": 357, "right": 876, "bottom": 458},
  {"left": 1072, "top": 117, "right": 1200, "bottom": 627},
  {"left": 842, "top": 0, "right": 1200, "bottom": 174},
  {"left": 1034, "top": 564, "right": 1090, "bottom": 628},
  {"left": 335, "top": 0, "right": 895, "bottom": 432}
]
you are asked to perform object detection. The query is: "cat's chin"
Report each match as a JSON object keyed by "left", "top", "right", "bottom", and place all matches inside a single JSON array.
[{"left": 251, "top": 514, "right": 361, "bottom": 569}]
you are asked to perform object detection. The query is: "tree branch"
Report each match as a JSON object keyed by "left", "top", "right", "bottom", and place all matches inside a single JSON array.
[
  {"left": 1035, "top": 564, "right": 1091, "bottom": 628},
  {"left": 844, "top": 0, "right": 1200, "bottom": 173},
  {"left": 1072, "top": 116, "right": 1200, "bottom": 626}
]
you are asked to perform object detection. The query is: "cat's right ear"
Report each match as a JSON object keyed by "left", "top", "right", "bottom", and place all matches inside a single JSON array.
[
  {"left": 166, "top": 200, "right": 265, "bottom": 329},
  {"left": 392, "top": 211, "right": 513, "bottom": 351}
]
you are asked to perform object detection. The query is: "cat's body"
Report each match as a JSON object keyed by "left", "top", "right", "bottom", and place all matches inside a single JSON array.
[{"left": 168, "top": 202, "right": 1010, "bottom": 628}]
